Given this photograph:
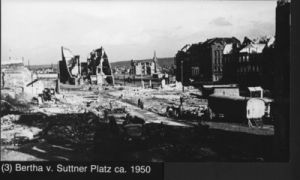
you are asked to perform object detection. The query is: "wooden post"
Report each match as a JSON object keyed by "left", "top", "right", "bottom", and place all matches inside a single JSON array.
[{"left": 56, "top": 62, "right": 60, "bottom": 94}]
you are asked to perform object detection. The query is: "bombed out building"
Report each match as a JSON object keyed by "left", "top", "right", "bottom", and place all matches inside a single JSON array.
[
  {"left": 85, "top": 47, "right": 114, "bottom": 85},
  {"left": 1, "top": 59, "right": 32, "bottom": 91},
  {"left": 58, "top": 46, "right": 114, "bottom": 85},
  {"left": 130, "top": 51, "right": 159, "bottom": 76},
  {"left": 59, "top": 47, "right": 81, "bottom": 85}
]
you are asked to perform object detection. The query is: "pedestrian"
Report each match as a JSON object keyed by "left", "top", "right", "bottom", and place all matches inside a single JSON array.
[
  {"left": 180, "top": 96, "right": 184, "bottom": 105},
  {"left": 165, "top": 73, "right": 169, "bottom": 84},
  {"left": 178, "top": 104, "right": 183, "bottom": 118},
  {"left": 138, "top": 98, "right": 141, "bottom": 108},
  {"left": 138, "top": 99, "right": 144, "bottom": 109},
  {"left": 109, "top": 101, "right": 113, "bottom": 111},
  {"left": 140, "top": 100, "right": 144, "bottom": 109}
]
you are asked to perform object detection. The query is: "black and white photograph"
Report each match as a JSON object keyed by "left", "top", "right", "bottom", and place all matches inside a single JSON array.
[{"left": 1, "top": 0, "right": 290, "bottom": 162}]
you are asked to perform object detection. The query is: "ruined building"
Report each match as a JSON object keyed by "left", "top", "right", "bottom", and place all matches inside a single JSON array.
[
  {"left": 59, "top": 46, "right": 114, "bottom": 85},
  {"left": 59, "top": 47, "right": 81, "bottom": 85},
  {"left": 1, "top": 58, "right": 51, "bottom": 97},
  {"left": 130, "top": 51, "right": 159, "bottom": 76},
  {"left": 86, "top": 47, "right": 114, "bottom": 85},
  {"left": 1, "top": 59, "right": 32, "bottom": 91}
]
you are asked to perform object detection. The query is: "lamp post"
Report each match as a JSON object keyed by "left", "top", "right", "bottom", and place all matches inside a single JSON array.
[{"left": 181, "top": 60, "right": 184, "bottom": 92}]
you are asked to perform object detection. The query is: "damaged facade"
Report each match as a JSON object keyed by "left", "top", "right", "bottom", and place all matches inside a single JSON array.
[
  {"left": 1, "top": 58, "right": 60, "bottom": 100},
  {"left": 1, "top": 59, "right": 33, "bottom": 93},
  {"left": 59, "top": 47, "right": 81, "bottom": 85},
  {"left": 86, "top": 47, "right": 114, "bottom": 85},
  {"left": 58, "top": 46, "right": 114, "bottom": 85},
  {"left": 130, "top": 51, "right": 160, "bottom": 76}
]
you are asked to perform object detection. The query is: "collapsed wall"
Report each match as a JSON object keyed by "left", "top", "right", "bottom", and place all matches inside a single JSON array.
[
  {"left": 86, "top": 47, "right": 114, "bottom": 85},
  {"left": 58, "top": 46, "right": 114, "bottom": 86},
  {"left": 59, "top": 47, "right": 81, "bottom": 85},
  {"left": 1, "top": 61, "right": 33, "bottom": 96}
]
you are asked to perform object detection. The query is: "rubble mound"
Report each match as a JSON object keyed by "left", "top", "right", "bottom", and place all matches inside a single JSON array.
[
  {"left": 42, "top": 113, "right": 99, "bottom": 144},
  {"left": 1, "top": 114, "right": 42, "bottom": 145}
]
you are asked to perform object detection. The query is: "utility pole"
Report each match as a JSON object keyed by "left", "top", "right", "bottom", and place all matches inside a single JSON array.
[{"left": 181, "top": 60, "right": 184, "bottom": 92}]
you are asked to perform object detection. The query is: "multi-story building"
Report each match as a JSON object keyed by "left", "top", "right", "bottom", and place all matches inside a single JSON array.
[
  {"left": 175, "top": 37, "right": 240, "bottom": 84},
  {"left": 174, "top": 44, "right": 191, "bottom": 84},
  {"left": 222, "top": 36, "right": 275, "bottom": 91},
  {"left": 222, "top": 43, "right": 240, "bottom": 84},
  {"left": 130, "top": 51, "right": 159, "bottom": 76}
]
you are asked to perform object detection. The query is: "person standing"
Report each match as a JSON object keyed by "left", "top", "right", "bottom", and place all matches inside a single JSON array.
[{"left": 165, "top": 73, "right": 169, "bottom": 84}]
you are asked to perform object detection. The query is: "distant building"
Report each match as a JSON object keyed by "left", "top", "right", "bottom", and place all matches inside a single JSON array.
[
  {"left": 80, "top": 62, "right": 88, "bottom": 80},
  {"left": 32, "top": 65, "right": 57, "bottom": 74},
  {"left": 175, "top": 37, "right": 240, "bottom": 84},
  {"left": 1, "top": 58, "right": 24, "bottom": 68},
  {"left": 130, "top": 51, "right": 159, "bottom": 76}
]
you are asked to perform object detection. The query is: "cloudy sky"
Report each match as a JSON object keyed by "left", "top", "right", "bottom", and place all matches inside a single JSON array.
[{"left": 1, "top": 0, "right": 276, "bottom": 65}]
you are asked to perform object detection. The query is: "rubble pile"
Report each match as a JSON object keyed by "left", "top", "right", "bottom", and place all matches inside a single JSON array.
[
  {"left": 0, "top": 83, "right": 275, "bottom": 161},
  {"left": 43, "top": 113, "right": 99, "bottom": 144},
  {"left": 1, "top": 114, "right": 42, "bottom": 145},
  {"left": 1, "top": 90, "right": 33, "bottom": 113},
  {"left": 1, "top": 90, "right": 104, "bottom": 157},
  {"left": 1, "top": 100, "right": 13, "bottom": 115}
]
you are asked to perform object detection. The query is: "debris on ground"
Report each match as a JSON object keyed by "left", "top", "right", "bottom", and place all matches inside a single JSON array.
[{"left": 1, "top": 82, "right": 275, "bottom": 161}]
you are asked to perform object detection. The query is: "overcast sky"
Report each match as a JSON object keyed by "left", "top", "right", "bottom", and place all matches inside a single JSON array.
[{"left": 1, "top": 0, "right": 276, "bottom": 65}]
